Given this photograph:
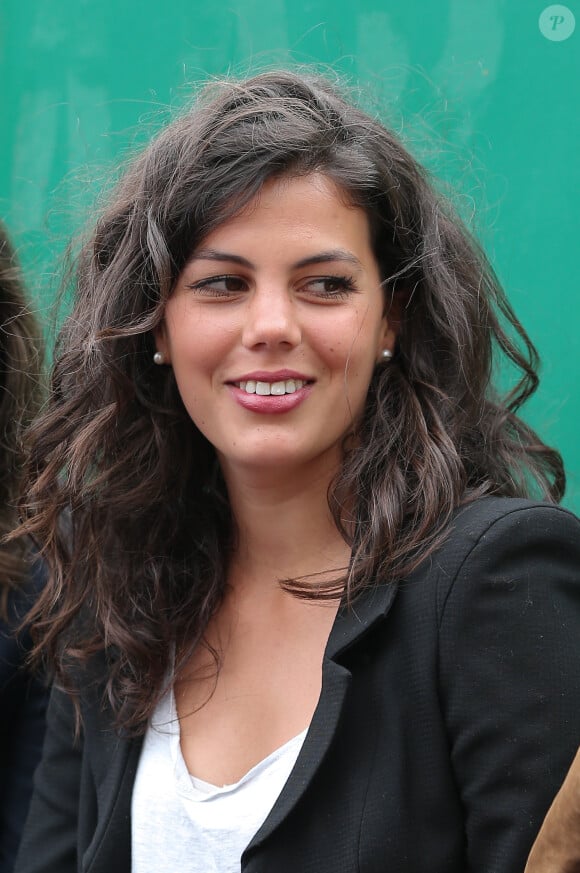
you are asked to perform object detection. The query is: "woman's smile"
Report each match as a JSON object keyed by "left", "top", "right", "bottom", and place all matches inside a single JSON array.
[
  {"left": 227, "top": 369, "right": 313, "bottom": 413},
  {"left": 155, "top": 172, "right": 395, "bottom": 478}
]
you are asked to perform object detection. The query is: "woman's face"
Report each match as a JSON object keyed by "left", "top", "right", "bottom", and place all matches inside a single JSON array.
[{"left": 155, "top": 173, "right": 395, "bottom": 482}]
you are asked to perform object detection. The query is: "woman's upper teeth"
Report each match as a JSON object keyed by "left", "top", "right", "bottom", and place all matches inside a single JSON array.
[{"left": 237, "top": 379, "right": 305, "bottom": 395}]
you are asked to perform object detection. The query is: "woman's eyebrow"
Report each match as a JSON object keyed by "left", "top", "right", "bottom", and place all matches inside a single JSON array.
[
  {"left": 188, "top": 248, "right": 362, "bottom": 270},
  {"left": 189, "top": 248, "right": 253, "bottom": 267},
  {"left": 293, "top": 250, "right": 362, "bottom": 269}
]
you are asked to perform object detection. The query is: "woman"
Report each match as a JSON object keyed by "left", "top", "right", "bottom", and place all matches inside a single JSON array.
[
  {"left": 0, "top": 223, "right": 46, "bottom": 873},
  {"left": 14, "top": 71, "right": 580, "bottom": 873}
]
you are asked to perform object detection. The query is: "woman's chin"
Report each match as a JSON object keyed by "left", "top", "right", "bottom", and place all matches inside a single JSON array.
[{"left": 217, "top": 444, "right": 342, "bottom": 483}]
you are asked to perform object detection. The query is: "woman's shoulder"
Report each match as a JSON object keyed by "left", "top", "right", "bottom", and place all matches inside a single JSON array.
[
  {"left": 404, "top": 497, "right": 579, "bottom": 609},
  {"left": 434, "top": 495, "right": 577, "bottom": 565},
  {"left": 424, "top": 496, "right": 580, "bottom": 616},
  {"left": 448, "top": 495, "right": 578, "bottom": 561},
  {"left": 450, "top": 495, "right": 578, "bottom": 535}
]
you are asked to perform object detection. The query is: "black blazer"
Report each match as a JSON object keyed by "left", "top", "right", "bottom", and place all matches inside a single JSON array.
[
  {"left": 1, "top": 560, "right": 48, "bottom": 873},
  {"left": 15, "top": 498, "right": 580, "bottom": 873}
]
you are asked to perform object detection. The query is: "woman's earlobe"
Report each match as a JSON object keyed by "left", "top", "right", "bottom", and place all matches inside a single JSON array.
[
  {"left": 152, "top": 325, "right": 170, "bottom": 365},
  {"left": 379, "top": 321, "right": 398, "bottom": 359}
]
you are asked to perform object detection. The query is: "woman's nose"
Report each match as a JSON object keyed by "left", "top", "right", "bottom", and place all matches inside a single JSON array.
[{"left": 241, "top": 285, "right": 302, "bottom": 350}]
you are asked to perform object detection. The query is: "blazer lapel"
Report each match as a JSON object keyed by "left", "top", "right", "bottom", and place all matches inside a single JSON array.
[
  {"left": 76, "top": 660, "right": 144, "bottom": 873},
  {"left": 82, "top": 727, "right": 143, "bottom": 873},
  {"left": 243, "top": 579, "right": 398, "bottom": 860}
]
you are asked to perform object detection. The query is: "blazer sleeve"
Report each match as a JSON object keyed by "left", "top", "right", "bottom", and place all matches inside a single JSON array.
[
  {"left": 438, "top": 503, "right": 580, "bottom": 873},
  {"left": 14, "top": 686, "right": 82, "bottom": 873}
]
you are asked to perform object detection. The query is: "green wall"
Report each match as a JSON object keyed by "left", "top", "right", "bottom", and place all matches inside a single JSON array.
[{"left": 1, "top": 0, "right": 578, "bottom": 509}]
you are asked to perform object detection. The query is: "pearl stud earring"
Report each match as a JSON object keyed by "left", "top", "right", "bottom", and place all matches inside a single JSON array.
[
  {"left": 153, "top": 351, "right": 165, "bottom": 365},
  {"left": 380, "top": 348, "right": 393, "bottom": 361}
]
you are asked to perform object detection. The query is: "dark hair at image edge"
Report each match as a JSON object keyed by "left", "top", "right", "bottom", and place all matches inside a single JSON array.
[
  {"left": 15, "top": 70, "right": 565, "bottom": 733},
  {"left": 0, "top": 223, "right": 44, "bottom": 618}
]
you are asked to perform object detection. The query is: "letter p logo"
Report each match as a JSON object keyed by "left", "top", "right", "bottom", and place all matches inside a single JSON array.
[{"left": 539, "top": 5, "right": 576, "bottom": 40}]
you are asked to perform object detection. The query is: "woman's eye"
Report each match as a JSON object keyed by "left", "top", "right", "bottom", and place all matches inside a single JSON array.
[
  {"left": 187, "top": 275, "right": 247, "bottom": 297},
  {"left": 303, "top": 276, "right": 357, "bottom": 299}
]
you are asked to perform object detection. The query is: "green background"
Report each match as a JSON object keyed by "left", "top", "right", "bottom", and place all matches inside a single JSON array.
[{"left": 1, "top": 1, "right": 578, "bottom": 509}]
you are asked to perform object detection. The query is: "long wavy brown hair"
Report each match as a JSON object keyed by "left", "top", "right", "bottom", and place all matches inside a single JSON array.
[
  {"left": 0, "top": 223, "right": 44, "bottom": 618},
  {"left": 17, "top": 71, "right": 564, "bottom": 732}
]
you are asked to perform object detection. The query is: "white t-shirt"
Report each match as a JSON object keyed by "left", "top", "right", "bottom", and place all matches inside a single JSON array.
[{"left": 131, "top": 687, "right": 307, "bottom": 873}]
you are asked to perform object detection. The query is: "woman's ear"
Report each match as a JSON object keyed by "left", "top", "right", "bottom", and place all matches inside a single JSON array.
[
  {"left": 380, "top": 283, "right": 409, "bottom": 356},
  {"left": 378, "top": 323, "right": 398, "bottom": 359}
]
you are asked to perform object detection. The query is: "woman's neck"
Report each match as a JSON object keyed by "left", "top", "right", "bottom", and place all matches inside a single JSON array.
[{"left": 221, "top": 461, "right": 351, "bottom": 592}]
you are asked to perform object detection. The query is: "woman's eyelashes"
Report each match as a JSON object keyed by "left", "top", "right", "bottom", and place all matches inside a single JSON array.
[
  {"left": 185, "top": 274, "right": 359, "bottom": 300},
  {"left": 186, "top": 275, "right": 248, "bottom": 297},
  {"left": 302, "top": 276, "right": 358, "bottom": 299}
]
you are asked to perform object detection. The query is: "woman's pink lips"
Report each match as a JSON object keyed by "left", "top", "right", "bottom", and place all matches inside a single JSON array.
[{"left": 228, "top": 382, "right": 312, "bottom": 414}]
